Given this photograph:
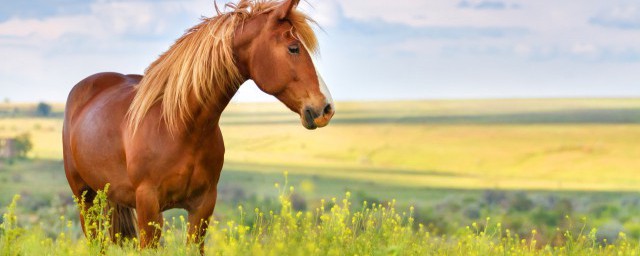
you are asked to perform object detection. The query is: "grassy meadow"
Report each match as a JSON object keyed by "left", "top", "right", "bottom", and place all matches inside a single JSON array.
[{"left": 1, "top": 98, "right": 640, "bottom": 255}]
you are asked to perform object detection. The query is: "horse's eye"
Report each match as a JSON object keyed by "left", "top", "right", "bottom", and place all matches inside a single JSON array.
[{"left": 288, "top": 44, "right": 300, "bottom": 54}]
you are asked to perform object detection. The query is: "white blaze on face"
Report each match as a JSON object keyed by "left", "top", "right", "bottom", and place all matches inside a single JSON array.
[
  {"left": 316, "top": 70, "right": 334, "bottom": 108},
  {"left": 302, "top": 38, "right": 334, "bottom": 111}
]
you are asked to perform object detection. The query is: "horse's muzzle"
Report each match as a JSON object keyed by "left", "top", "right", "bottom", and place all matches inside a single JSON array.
[{"left": 302, "top": 103, "right": 334, "bottom": 130}]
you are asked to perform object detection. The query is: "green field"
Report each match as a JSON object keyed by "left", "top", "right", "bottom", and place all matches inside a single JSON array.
[{"left": 1, "top": 99, "right": 640, "bottom": 254}]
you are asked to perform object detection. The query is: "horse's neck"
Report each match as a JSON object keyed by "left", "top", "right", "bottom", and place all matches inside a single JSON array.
[
  {"left": 184, "top": 18, "right": 260, "bottom": 134},
  {"left": 188, "top": 85, "right": 240, "bottom": 132}
]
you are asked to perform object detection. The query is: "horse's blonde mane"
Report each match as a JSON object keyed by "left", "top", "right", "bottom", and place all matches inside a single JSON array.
[{"left": 127, "top": 0, "right": 318, "bottom": 135}]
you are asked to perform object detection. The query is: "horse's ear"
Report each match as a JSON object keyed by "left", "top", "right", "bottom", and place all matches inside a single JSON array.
[{"left": 275, "top": 0, "right": 300, "bottom": 20}]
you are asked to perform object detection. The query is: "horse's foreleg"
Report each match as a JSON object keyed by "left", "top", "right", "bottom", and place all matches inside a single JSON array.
[
  {"left": 135, "top": 186, "right": 163, "bottom": 248},
  {"left": 187, "top": 190, "right": 217, "bottom": 254}
]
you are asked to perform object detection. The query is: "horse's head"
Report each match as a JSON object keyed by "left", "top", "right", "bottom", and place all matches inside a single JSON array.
[{"left": 235, "top": 0, "right": 334, "bottom": 130}]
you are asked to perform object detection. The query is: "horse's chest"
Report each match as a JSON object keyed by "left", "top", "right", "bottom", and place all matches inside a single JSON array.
[
  {"left": 160, "top": 153, "right": 223, "bottom": 209},
  {"left": 143, "top": 128, "right": 225, "bottom": 210}
]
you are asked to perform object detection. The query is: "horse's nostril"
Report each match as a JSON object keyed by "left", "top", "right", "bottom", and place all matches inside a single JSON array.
[
  {"left": 304, "top": 107, "right": 314, "bottom": 120},
  {"left": 303, "top": 107, "right": 317, "bottom": 129},
  {"left": 323, "top": 104, "right": 333, "bottom": 115}
]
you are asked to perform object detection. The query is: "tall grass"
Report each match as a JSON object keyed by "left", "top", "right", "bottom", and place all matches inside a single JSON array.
[{"left": 1, "top": 176, "right": 638, "bottom": 255}]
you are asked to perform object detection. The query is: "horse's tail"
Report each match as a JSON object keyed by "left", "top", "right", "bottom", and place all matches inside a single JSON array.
[{"left": 109, "top": 202, "right": 138, "bottom": 243}]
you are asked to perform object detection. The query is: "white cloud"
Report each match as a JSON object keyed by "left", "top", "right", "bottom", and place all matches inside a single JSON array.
[
  {"left": 571, "top": 43, "right": 598, "bottom": 55},
  {"left": 0, "top": 15, "right": 96, "bottom": 40},
  {"left": 329, "top": 0, "right": 640, "bottom": 63},
  {"left": 513, "top": 44, "right": 532, "bottom": 57},
  {"left": 0, "top": 1, "right": 205, "bottom": 41},
  {"left": 299, "top": 0, "right": 341, "bottom": 27},
  {"left": 331, "top": 0, "right": 633, "bottom": 36},
  {"left": 334, "top": 0, "right": 559, "bottom": 28},
  {"left": 590, "top": 4, "right": 640, "bottom": 29},
  {"left": 338, "top": 0, "right": 435, "bottom": 27},
  {"left": 458, "top": 0, "right": 520, "bottom": 10},
  {"left": 0, "top": 0, "right": 201, "bottom": 101}
]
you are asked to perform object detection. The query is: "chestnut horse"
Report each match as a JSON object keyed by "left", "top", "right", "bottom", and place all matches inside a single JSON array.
[{"left": 62, "top": 0, "right": 334, "bottom": 251}]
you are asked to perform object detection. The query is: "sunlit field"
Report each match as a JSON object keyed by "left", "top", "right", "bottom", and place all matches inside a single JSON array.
[
  {"left": 2, "top": 99, "right": 639, "bottom": 190},
  {"left": 1, "top": 99, "right": 640, "bottom": 255}
]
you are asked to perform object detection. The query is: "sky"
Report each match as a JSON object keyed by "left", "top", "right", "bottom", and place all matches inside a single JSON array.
[{"left": 0, "top": 0, "right": 639, "bottom": 103}]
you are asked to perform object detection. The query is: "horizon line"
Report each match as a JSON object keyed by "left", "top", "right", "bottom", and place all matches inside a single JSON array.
[{"left": 2, "top": 96, "right": 640, "bottom": 105}]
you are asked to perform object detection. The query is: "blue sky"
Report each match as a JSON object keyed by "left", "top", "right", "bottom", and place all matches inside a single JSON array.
[{"left": 0, "top": 0, "right": 639, "bottom": 102}]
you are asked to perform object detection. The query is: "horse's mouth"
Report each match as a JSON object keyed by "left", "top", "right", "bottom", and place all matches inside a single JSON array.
[{"left": 302, "top": 109, "right": 318, "bottom": 130}]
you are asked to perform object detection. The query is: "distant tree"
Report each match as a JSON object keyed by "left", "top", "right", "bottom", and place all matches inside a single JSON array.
[
  {"left": 13, "top": 133, "right": 33, "bottom": 159},
  {"left": 36, "top": 102, "right": 52, "bottom": 117},
  {"left": 3, "top": 98, "right": 9, "bottom": 104}
]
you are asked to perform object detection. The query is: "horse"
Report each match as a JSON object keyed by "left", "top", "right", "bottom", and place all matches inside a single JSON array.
[{"left": 62, "top": 0, "right": 334, "bottom": 252}]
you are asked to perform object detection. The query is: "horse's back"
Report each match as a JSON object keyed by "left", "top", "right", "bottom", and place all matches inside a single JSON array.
[{"left": 65, "top": 72, "right": 140, "bottom": 122}]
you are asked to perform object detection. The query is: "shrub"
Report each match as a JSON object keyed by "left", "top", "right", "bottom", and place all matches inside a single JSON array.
[
  {"left": 36, "top": 102, "right": 52, "bottom": 117},
  {"left": 13, "top": 133, "right": 33, "bottom": 159}
]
